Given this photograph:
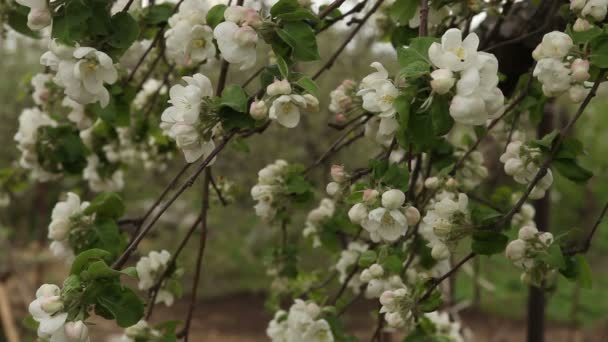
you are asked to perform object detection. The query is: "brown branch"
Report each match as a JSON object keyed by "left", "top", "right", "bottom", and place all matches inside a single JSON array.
[
  {"left": 418, "top": 0, "right": 429, "bottom": 36},
  {"left": 317, "top": 0, "right": 368, "bottom": 33},
  {"left": 312, "top": 0, "right": 386, "bottom": 80},
  {"left": 418, "top": 252, "right": 476, "bottom": 303},
  {"left": 179, "top": 169, "right": 211, "bottom": 341},
  {"left": 319, "top": 0, "right": 349, "bottom": 19},
  {"left": 565, "top": 200, "right": 608, "bottom": 255}
]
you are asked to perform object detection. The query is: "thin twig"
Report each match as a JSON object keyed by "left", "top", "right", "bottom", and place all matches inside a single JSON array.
[
  {"left": 418, "top": 252, "right": 476, "bottom": 303},
  {"left": 565, "top": 200, "right": 608, "bottom": 255}
]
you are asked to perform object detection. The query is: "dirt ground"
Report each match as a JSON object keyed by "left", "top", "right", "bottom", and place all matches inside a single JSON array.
[{"left": 79, "top": 293, "right": 608, "bottom": 342}]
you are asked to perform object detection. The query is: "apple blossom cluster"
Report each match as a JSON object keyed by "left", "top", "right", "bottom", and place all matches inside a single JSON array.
[
  {"left": 48, "top": 192, "right": 91, "bottom": 262},
  {"left": 251, "top": 160, "right": 290, "bottom": 221},
  {"left": 328, "top": 79, "right": 359, "bottom": 123},
  {"left": 334, "top": 242, "right": 369, "bottom": 294},
  {"left": 570, "top": 0, "right": 608, "bottom": 32},
  {"left": 160, "top": 73, "right": 219, "bottom": 163},
  {"left": 325, "top": 164, "right": 348, "bottom": 198},
  {"left": 428, "top": 29, "right": 504, "bottom": 125},
  {"left": 29, "top": 284, "right": 90, "bottom": 342},
  {"left": 500, "top": 139, "right": 553, "bottom": 200},
  {"left": 136, "top": 250, "right": 182, "bottom": 307},
  {"left": 453, "top": 150, "right": 488, "bottom": 190},
  {"left": 360, "top": 264, "right": 405, "bottom": 298},
  {"left": 420, "top": 191, "right": 471, "bottom": 260},
  {"left": 14, "top": 107, "right": 59, "bottom": 181},
  {"left": 358, "top": 62, "right": 400, "bottom": 146},
  {"left": 423, "top": 311, "right": 465, "bottom": 342},
  {"left": 250, "top": 79, "right": 319, "bottom": 128},
  {"left": 348, "top": 189, "right": 420, "bottom": 243},
  {"left": 532, "top": 31, "right": 592, "bottom": 102},
  {"left": 116, "top": 320, "right": 163, "bottom": 342},
  {"left": 302, "top": 198, "right": 336, "bottom": 247},
  {"left": 505, "top": 225, "right": 556, "bottom": 286},
  {"left": 379, "top": 287, "right": 413, "bottom": 328},
  {"left": 266, "top": 299, "right": 334, "bottom": 342},
  {"left": 214, "top": 5, "right": 262, "bottom": 70},
  {"left": 165, "top": 0, "right": 215, "bottom": 66},
  {"left": 511, "top": 195, "right": 537, "bottom": 229},
  {"left": 41, "top": 40, "right": 118, "bottom": 108}
]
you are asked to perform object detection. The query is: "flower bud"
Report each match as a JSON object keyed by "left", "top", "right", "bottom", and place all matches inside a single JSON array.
[
  {"left": 539, "top": 31, "right": 573, "bottom": 59},
  {"left": 41, "top": 296, "right": 63, "bottom": 314},
  {"left": 433, "top": 221, "right": 452, "bottom": 238},
  {"left": 249, "top": 100, "right": 267, "bottom": 120},
  {"left": 359, "top": 269, "right": 373, "bottom": 283},
  {"left": 335, "top": 113, "right": 346, "bottom": 123},
  {"left": 48, "top": 220, "right": 70, "bottom": 241},
  {"left": 445, "top": 177, "right": 458, "bottom": 189},
  {"left": 431, "top": 243, "right": 450, "bottom": 260},
  {"left": 381, "top": 189, "right": 405, "bottom": 210},
  {"left": 404, "top": 206, "right": 420, "bottom": 226},
  {"left": 569, "top": 84, "right": 588, "bottom": 103},
  {"left": 518, "top": 225, "right": 539, "bottom": 241},
  {"left": 385, "top": 312, "right": 405, "bottom": 327},
  {"left": 224, "top": 6, "right": 248, "bottom": 23},
  {"left": 505, "top": 239, "right": 526, "bottom": 261},
  {"left": 243, "top": 8, "right": 262, "bottom": 28},
  {"left": 430, "top": 69, "right": 455, "bottom": 95},
  {"left": 538, "top": 232, "right": 554, "bottom": 246},
  {"left": 532, "top": 45, "right": 543, "bottom": 61},
  {"left": 348, "top": 203, "right": 368, "bottom": 224},
  {"left": 331, "top": 165, "right": 346, "bottom": 182},
  {"left": 366, "top": 279, "right": 384, "bottom": 297},
  {"left": 363, "top": 189, "right": 379, "bottom": 202},
  {"left": 570, "top": 0, "right": 586, "bottom": 10},
  {"left": 64, "top": 321, "right": 89, "bottom": 342},
  {"left": 369, "top": 263, "right": 384, "bottom": 278},
  {"left": 582, "top": 0, "right": 608, "bottom": 21},
  {"left": 573, "top": 18, "right": 593, "bottom": 32},
  {"left": 504, "top": 158, "right": 524, "bottom": 176},
  {"left": 267, "top": 79, "right": 292, "bottom": 96},
  {"left": 27, "top": 7, "right": 52, "bottom": 31},
  {"left": 303, "top": 94, "right": 319, "bottom": 112},
  {"left": 571, "top": 59, "right": 590, "bottom": 82},
  {"left": 326, "top": 182, "right": 340, "bottom": 196},
  {"left": 36, "top": 284, "right": 60, "bottom": 298},
  {"left": 379, "top": 291, "right": 396, "bottom": 307},
  {"left": 234, "top": 26, "right": 258, "bottom": 45},
  {"left": 424, "top": 177, "right": 439, "bottom": 189}
]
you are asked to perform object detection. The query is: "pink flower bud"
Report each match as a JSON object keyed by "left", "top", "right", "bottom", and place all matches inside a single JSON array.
[
  {"left": 335, "top": 113, "right": 346, "bottom": 123},
  {"left": 571, "top": 58, "right": 590, "bottom": 82},
  {"left": 362, "top": 189, "right": 379, "bottom": 202},
  {"left": 330, "top": 164, "right": 346, "bottom": 182}
]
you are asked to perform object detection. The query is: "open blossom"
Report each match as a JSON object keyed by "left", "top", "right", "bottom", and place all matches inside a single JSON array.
[
  {"left": 165, "top": 21, "right": 216, "bottom": 66},
  {"left": 29, "top": 284, "right": 90, "bottom": 341},
  {"left": 379, "top": 287, "right": 411, "bottom": 328},
  {"left": 581, "top": 0, "right": 608, "bottom": 21},
  {"left": 267, "top": 299, "right": 334, "bottom": 342},
  {"left": 48, "top": 192, "right": 90, "bottom": 262},
  {"left": 424, "top": 311, "right": 465, "bottom": 341},
  {"left": 136, "top": 250, "right": 177, "bottom": 306},
  {"left": 420, "top": 191, "right": 470, "bottom": 260},
  {"left": 251, "top": 160, "right": 290, "bottom": 221},
  {"left": 303, "top": 198, "right": 335, "bottom": 247},
  {"left": 428, "top": 28, "right": 479, "bottom": 72},
  {"left": 214, "top": 6, "right": 260, "bottom": 70},
  {"left": 506, "top": 225, "right": 555, "bottom": 286},
  {"left": 269, "top": 94, "right": 308, "bottom": 128},
  {"left": 119, "top": 320, "right": 163, "bottom": 342},
  {"left": 41, "top": 42, "right": 118, "bottom": 107},
  {"left": 533, "top": 58, "right": 571, "bottom": 96},
  {"left": 161, "top": 73, "right": 216, "bottom": 163},
  {"left": 14, "top": 107, "right": 59, "bottom": 181},
  {"left": 16, "top": 0, "right": 51, "bottom": 30},
  {"left": 500, "top": 140, "right": 553, "bottom": 199},
  {"left": 532, "top": 31, "right": 573, "bottom": 60},
  {"left": 83, "top": 155, "right": 125, "bottom": 193},
  {"left": 360, "top": 189, "right": 412, "bottom": 242}
]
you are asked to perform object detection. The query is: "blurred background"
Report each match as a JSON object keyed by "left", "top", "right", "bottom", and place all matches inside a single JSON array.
[{"left": 1, "top": 0, "right": 608, "bottom": 340}]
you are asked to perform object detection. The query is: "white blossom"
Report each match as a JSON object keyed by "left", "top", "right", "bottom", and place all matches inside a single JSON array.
[
  {"left": 165, "top": 21, "right": 216, "bottom": 66},
  {"left": 267, "top": 299, "right": 334, "bottom": 342},
  {"left": 213, "top": 6, "right": 260, "bottom": 70},
  {"left": 269, "top": 94, "right": 308, "bottom": 128},
  {"left": 136, "top": 250, "right": 177, "bottom": 306},
  {"left": 14, "top": 107, "right": 59, "bottom": 181},
  {"left": 428, "top": 28, "right": 479, "bottom": 72},
  {"left": 420, "top": 192, "right": 470, "bottom": 260},
  {"left": 16, "top": 0, "right": 51, "bottom": 30}
]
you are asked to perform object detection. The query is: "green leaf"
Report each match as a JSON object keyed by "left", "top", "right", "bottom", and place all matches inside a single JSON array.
[
  {"left": 276, "top": 22, "right": 320, "bottom": 61},
  {"left": 270, "top": 0, "right": 301, "bottom": 17},
  {"left": 555, "top": 137, "right": 584, "bottom": 160},
  {"left": 397, "top": 37, "right": 438, "bottom": 67},
  {"left": 575, "top": 255, "right": 592, "bottom": 288},
  {"left": 52, "top": 1, "right": 92, "bottom": 44},
  {"left": 418, "top": 289, "right": 442, "bottom": 312},
  {"left": 391, "top": 25, "right": 417, "bottom": 48},
  {"left": 530, "top": 130, "right": 559, "bottom": 150},
  {"left": 567, "top": 24, "right": 602, "bottom": 44},
  {"left": 429, "top": 95, "right": 453, "bottom": 136},
  {"left": 90, "top": 94, "right": 131, "bottom": 126},
  {"left": 220, "top": 85, "right": 248, "bottom": 113},
  {"left": 36, "top": 126, "right": 88, "bottom": 174},
  {"left": 285, "top": 174, "right": 312, "bottom": 195},
  {"left": 382, "top": 255, "right": 402, "bottom": 273},
  {"left": 553, "top": 158, "right": 593, "bottom": 183},
  {"left": 206, "top": 4, "right": 227, "bottom": 28},
  {"left": 83, "top": 192, "right": 125, "bottom": 219},
  {"left": 276, "top": 54, "right": 290, "bottom": 79},
  {"left": 471, "top": 231, "right": 508, "bottom": 255},
  {"left": 84, "top": 260, "right": 121, "bottom": 280},
  {"left": 358, "top": 250, "right": 377, "bottom": 267},
  {"left": 542, "top": 243, "right": 566, "bottom": 270},
  {"left": 71, "top": 249, "right": 112, "bottom": 275},
  {"left": 381, "top": 164, "right": 410, "bottom": 190},
  {"left": 97, "top": 285, "right": 144, "bottom": 327},
  {"left": 394, "top": 94, "right": 411, "bottom": 129},
  {"left": 390, "top": 0, "right": 418, "bottom": 25},
  {"left": 109, "top": 12, "right": 140, "bottom": 49},
  {"left": 142, "top": 3, "right": 174, "bottom": 25},
  {"left": 590, "top": 33, "right": 608, "bottom": 68},
  {"left": 295, "top": 76, "right": 319, "bottom": 97},
  {"left": 398, "top": 61, "right": 430, "bottom": 79},
  {"left": 277, "top": 8, "right": 319, "bottom": 22},
  {"left": 120, "top": 266, "right": 138, "bottom": 278},
  {"left": 7, "top": 7, "right": 40, "bottom": 38}
]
